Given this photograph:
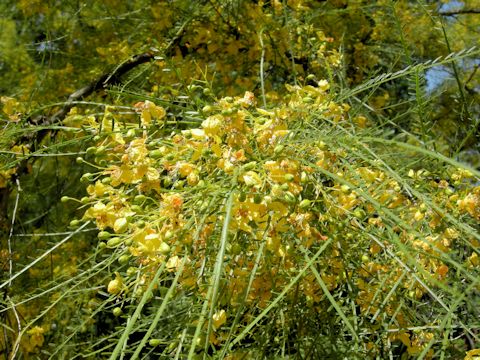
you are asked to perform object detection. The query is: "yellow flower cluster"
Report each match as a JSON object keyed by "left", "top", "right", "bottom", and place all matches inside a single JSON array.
[{"left": 76, "top": 82, "right": 479, "bottom": 357}]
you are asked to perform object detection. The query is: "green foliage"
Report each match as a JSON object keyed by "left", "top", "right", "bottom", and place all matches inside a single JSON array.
[{"left": 1, "top": 1, "right": 480, "bottom": 359}]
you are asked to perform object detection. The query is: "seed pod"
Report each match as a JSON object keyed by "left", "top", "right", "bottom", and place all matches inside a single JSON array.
[
  {"left": 133, "top": 194, "right": 146, "bottom": 204},
  {"left": 98, "top": 231, "right": 111, "bottom": 240},
  {"left": 126, "top": 128, "right": 136, "bottom": 138},
  {"left": 299, "top": 199, "right": 311, "bottom": 209},
  {"left": 162, "top": 176, "right": 173, "bottom": 187},
  {"left": 238, "top": 192, "right": 247, "bottom": 202},
  {"left": 126, "top": 267, "right": 138, "bottom": 277},
  {"left": 134, "top": 287, "right": 143, "bottom": 298},
  {"left": 173, "top": 180, "right": 185, "bottom": 189},
  {"left": 80, "top": 173, "right": 92, "bottom": 183},
  {"left": 113, "top": 218, "right": 129, "bottom": 233},
  {"left": 112, "top": 307, "right": 123, "bottom": 317},
  {"left": 159, "top": 242, "right": 170, "bottom": 255},
  {"left": 202, "top": 105, "right": 214, "bottom": 113},
  {"left": 96, "top": 146, "right": 106, "bottom": 155},
  {"left": 164, "top": 230, "right": 174, "bottom": 241},
  {"left": 271, "top": 184, "right": 283, "bottom": 198},
  {"left": 242, "top": 161, "right": 257, "bottom": 171},
  {"left": 130, "top": 205, "right": 142, "bottom": 213},
  {"left": 118, "top": 254, "right": 130, "bottom": 265},
  {"left": 149, "top": 339, "right": 162, "bottom": 347},
  {"left": 149, "top": 149, "right": 163, "bottom": 159},
  {"left": 273, "top": 144, "right": 285, "bottom": 154},
  {"left": 107, "top": 237, "right": 122, "bottom": 248},
  {"left": 221, "top": 108, "right": 234, "bottom": 116},
  {"left": 353, "top": 208, "right": 365, "bottom": 219},
  {"left": 284, "top": 191, "right": 297, "bottom": 204},
  {"left": 300, "top": 171, "right": 309, "bottom": 184}
]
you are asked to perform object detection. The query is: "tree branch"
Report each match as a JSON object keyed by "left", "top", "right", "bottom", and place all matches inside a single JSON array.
[
  {"left": 33, "top": 52, "right": 155, "bottom": 127},
  {"left": 439, "top": 9, "right": 480, "bottom": 16},
  {"left": 2, "top": 52, "right": 156, "bottom": 218}
]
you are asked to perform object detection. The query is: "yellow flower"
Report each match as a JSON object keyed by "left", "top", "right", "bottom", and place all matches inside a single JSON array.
[
  {"left": 177, "top": 162, "right": 196, "bottom": 177},
  {"left": 83, "top": 201, "right": 117, "bottom": 229},
  {"left": 127, "top": 138, "right": 149, "bottom": 163},
  {"left": 202, "top": 115, "right": 224, "bottom": 138},
  {"left": 23, "top": 326, "right": 46, "bottom": 353},
  {"left": 457, "top": 192, "right": 480, "bottom": 218},
  {"left": 239, "top": 91, "right": 256, "bottom": 107},
  {"left": 146, "top": 167, "right": 160, "bottom": 181},
  {"left": 11, "top": 144, "right": 30, "bottom": 155},
  {"left": 187, "top": 171, "right": 200, "bottom": 186},
  {"left": 0, "top": 168, "right": 16, "bottom": 188},
  {"left": 465, "top": 349, "right": 480, "bottom": 360},
  {"left": 414, "top": 210, "right": 424, "bottom": 222},
  {"left": 317, "top": 79, "right": 330, "bottom": 92},
  {"left": 1, "top": 96, "right": 23, "bottom": 121},
  {"left": 131, "top": 228, "right": 160, "bottom": 257},
  {"left": 467, "top": 252, "right": 479, "bottom": 268},
  {"left": 231, "top": 198, "right": 268, "bottom": 234},
  {"left": 212, "top": 309, "right": 227, "bottom": 329},
  {"left": 139, "top": 100, "right": 166, "bottom": 126},
  {"left": 241, "top": 171, "right": 263, "bottom": 187},
  {"left": 266, "top": 236, "right": 281, "bottom": 253},
  {"left": 166, "top": 255, "right": 182, "bottom": 272},
  {"left": 87, "top": 181, "right": 108, "bottom": 197},
  {"left": 190, "top": 128, "right": 206, "bottom": 140},
  {"left": 354, "top": 115, "right": 368, "bottom": 128},
  {"left": 107, "top": 272, "right": 123, "bottom": 295}
]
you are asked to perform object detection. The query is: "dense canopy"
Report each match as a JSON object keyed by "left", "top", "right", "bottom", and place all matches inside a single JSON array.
[{"left": 1, "top": 1, "right": 480, "bottom": 359}]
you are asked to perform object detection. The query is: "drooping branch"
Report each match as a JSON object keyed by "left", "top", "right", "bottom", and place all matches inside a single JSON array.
[
  {"left": 9, "top": 17, "right": 192, "bottom": 162},
  {"left": 2, "top": 52, "right": 162, "bottom": 229},
  {"left": 13, "top": 51, "right": 156, "bottom": 157},
  {"left": 24, "top": 18, "right": 192, "bottom": 130},
  {"left": 29, "top": 52, "right": 155, "bottom": 127}
]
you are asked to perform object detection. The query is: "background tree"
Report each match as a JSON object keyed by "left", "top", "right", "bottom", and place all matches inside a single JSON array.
[{"left": 1, "top": 0, "right": 479, "bottom": 359}]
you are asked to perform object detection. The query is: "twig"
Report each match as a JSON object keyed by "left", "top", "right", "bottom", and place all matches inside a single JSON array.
[
  {"left": 259, "top": 30, "right": 267, "bottom": 108},
  {"left": 32, "top": 52, "right": 155, "bottom": 128},
  {"left": 439, "top": 9, "right": 480, "bottom": 16},
  {"left": 7, "top": 296, "right": 21, "bottom": 360},
  {"left": 0, "top": 221, "right": 91, "bottom": 290},
  {"left": 7, "top": 178, "right": 21, "bottom": 288},
  {"left": 19, "top": 17, "right": 192, "bottom": 145},
  {"left": 465, "top": 64, "right": 479, "bottom": 95}
]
